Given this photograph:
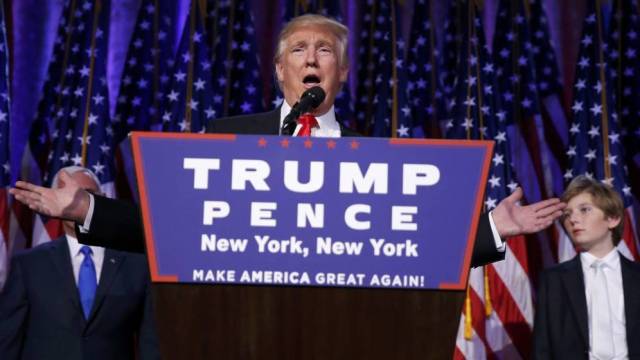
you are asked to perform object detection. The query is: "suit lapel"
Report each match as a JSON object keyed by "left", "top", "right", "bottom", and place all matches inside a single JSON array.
[
  {"left": 86, "top": 249, "right": 124, "bottom": 327},
  {"left": 560, "top": 256, "right": 589, "bottom": 346},
  {"left": 621, "top": 255, "right": 640, "bottom": 341},
  {"left": 48, "top": 238, "right": 84, "bottom": 322}
]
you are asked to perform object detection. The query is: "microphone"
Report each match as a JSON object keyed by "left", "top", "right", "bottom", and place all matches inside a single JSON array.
[{"left": 281, "top": 86, "right": 326, "bottom": 135}]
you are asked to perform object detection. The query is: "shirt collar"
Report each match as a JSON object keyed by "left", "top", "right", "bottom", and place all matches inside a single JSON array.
[
  {"left": 279, "top": 100, "right": 340, "bottom": 135},
  {"left": 580, "top": 248, "right": 620, "bottom": 271},
  {"left": 66, "top": 233, "right": 105, "bottom": 258}
]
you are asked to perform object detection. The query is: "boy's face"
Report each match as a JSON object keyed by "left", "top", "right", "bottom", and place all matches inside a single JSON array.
[{"left": 562, "top": 192, "right": 620, "bottom": 253}]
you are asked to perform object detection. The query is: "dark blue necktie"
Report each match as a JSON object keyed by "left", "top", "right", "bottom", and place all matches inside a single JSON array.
[{"left": 78, "top": 246, "right": 97, "bottom": 319}]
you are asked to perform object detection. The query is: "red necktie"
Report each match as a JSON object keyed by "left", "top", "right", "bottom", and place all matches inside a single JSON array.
[{"left": 296, "top": 113, "right": 318, "bottom": 137}]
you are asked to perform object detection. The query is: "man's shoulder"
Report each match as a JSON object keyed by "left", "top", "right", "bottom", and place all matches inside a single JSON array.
[
  {"left": 542, "top": 256, "right": 581, "bottom": 275},
  {"left": 11, "top": 238, "right": 64, "bottom": 264},
  {"left": 206, "top": 109, "right": 280, "bottom": 135}
]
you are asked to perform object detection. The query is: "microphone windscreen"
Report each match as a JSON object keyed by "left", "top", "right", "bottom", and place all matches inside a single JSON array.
[{"left": 302, "top": 86, "right": 326, "bottom": 109}]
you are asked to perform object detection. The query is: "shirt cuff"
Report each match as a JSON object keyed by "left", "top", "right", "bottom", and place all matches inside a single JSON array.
[
  {"left": 488, "top": 210, "right": 506, "bottom": 252},
  {"left": 78, "top": 193, "right": 95, "bottom": 233}
]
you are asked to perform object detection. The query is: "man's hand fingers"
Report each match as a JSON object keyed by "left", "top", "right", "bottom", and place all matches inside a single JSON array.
[
  {"left": 14, "top": 180, "right": 46, "bottom": 194},
  {"left": 532, "top": 201, "right": 566, "bottom": 218}
]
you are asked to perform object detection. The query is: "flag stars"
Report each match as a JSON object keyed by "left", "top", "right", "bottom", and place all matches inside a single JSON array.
[
  {"left": 584, "top": 149, "right": 597, "bottom": 161},
  {"left": 609, "top": 131, "right": 620, "bottom": 144},
  {"left": 72, "top": 153, "right": 83, "bottom": 166},
  {"left": 494, "top": 132, "right": 506, "bottom": 143},
  {"left": 88, "top": 113, "right": 98, "bottom": 125},
  {"left": 137, "top": 79, "right": 148, "bottom": 89},
  {"left": 566, "top": 146, "right": 577, "bottom": 157},
  {"left": 588, "top": 126, "right": 600, "bottom": 138},
  {"left": 606, "top": 154, "right": 617, "bottom": 165},
  {"left": 577, "top": 57, "right": 590, "bottom": 68},
  {"left": 92, "top": 93, "right": 105, "bottom": 105},
  {"left": 488, "top": 175, "right": 501, "bottom": 188},
  {"left": 182, "top": 51, "right": 191, "bottom": 63},
  {"left": 189, "top": 99, "right": 199, "bottom": 110},
  {"left": 462, "top": 117, "right": 474, "bottom": 130},
  {"left": 99, "top": 143, "right": 110, "bottom": 154},
  {"left": 485, "top": 197, "right": 497, "bottom": 210},
  {"left": 92, "top": 162, "right": 105, "bottom": 175},
  {"left": 174, "top": 71, "right": 186, "bottom": 82},
  {"left": 167, "top": 90, "right": 179, "bottom": 102},
  {"left": 581, "top": 35, "right": 592, "bottom": 46},
  {"left": 397, "top": 124, "right": 409, "bottom": 137},
  {"left": 589, "top": 103, "right": 602, "bottom": 116},
  {"left": 572, "top": 101, "right": 583, "bottom": 113},
  {"left": 570, "top": 123, "right": 580, "bottom": 134},
  {"left": 205, "top": 107, "right": 216, "bottom": 119},
  {"left": 194, "top": 78, "right": 206, "bottom": 91},
  {"left": 492, "top": 153, "right": 504, "bottom": 166}
]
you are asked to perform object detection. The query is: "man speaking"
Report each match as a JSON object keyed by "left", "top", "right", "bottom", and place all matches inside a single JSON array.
[{"left": 10, "top": 14, "right": 565, "bottom": 268}]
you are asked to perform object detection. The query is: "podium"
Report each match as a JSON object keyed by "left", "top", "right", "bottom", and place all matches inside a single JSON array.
[
  {"left": 131, "top": 132, "right": 493, "bottom": 359},
  {"left": 152, "top": 285, "right": 464, "bottom": 359}
]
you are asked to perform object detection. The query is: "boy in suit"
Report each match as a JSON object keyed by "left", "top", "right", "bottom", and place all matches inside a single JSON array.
[{"left": 533, "top": 175, "right": 640, "bottom": 359}]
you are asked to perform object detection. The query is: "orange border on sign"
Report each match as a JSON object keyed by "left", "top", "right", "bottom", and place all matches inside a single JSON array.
[
  {"left": 389, "top": 137, "right": 495, "bottom": 290},
  {"left": 131, "top": 131, "right": 236, "bottom": 282}
]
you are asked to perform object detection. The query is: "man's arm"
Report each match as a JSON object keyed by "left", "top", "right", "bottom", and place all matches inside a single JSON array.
[
  {"left": 75, "top": 195, "right": 145, "bottom": 253},
  {"left": 470, "top": 187, "right": 565, "bottom": 267},
  {"left": 0, "top": 257, "right": 28, "bottom": 360}
]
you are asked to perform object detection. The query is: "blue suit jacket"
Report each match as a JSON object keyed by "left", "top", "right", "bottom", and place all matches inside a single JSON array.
[{"left": 0, "top": 237, "right": 160, "bottom": 360}]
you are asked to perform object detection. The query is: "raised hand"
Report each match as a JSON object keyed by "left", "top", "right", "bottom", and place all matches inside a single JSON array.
[
  {"left": 491, "top": 187, "right": 566, "bottom": 238},
  {"left": 10, "top": 170, "right": 90, "bottom": 223}
]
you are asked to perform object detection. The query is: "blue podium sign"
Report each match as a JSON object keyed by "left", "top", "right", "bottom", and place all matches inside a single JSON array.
[{"left": 131, "top": 133, "right": 493, "bottom": 290}]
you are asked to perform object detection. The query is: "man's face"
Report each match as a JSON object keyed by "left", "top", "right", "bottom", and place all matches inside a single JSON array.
[
  {"left": 562, "top": 193, "right": 620, "bottom": 253},
  {"left": 60, "top": 172, "right": 101, "bottom": 235},
  {"left": 275, "top": 25, "right": 349, "bottom": 116}
]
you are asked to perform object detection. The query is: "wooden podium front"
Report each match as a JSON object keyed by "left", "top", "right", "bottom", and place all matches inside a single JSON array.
[{"left": 152, "top": 284, "right": 464, "bottom": 359}]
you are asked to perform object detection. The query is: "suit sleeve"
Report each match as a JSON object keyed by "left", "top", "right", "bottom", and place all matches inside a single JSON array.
[
  {"left": 532, "top": 270, "right": 551, "bottom": 359},
  {"left": 0, "top": 257, "right": 28, "bottom": 360},
  {"left": 76, "top": 195, "right": 145, "bottom": 253},
  {"left": 137, "top": 270, "right": 161, "bottom": 360},
  {"left": 470, "top": 213, "right": 506, "bottom": 267}
]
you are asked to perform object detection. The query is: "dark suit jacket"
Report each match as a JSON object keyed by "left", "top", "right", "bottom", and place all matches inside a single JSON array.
[
  {"left": 77, "top": 109, "right": 505, "bottom": 267},
  {"left": 0, "top": 237, "right": 160, "bottom": 360},
  {"left": 532, "top": 253, "right": 640, "bottom": 359}
]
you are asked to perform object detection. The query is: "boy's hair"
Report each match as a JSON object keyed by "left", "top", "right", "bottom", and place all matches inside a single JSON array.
[{"left": 561, "top": 175, "right": 625, "bottom": 245}]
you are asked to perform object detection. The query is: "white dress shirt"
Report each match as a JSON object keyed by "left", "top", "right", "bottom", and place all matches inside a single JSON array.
[
  {"left": 280, "top": 101, "right": 342, "bottom": 138},
  {"left": 66, "top": 234, "right": 105, "bottom": 285},
  {"left": 580, "top": 250, "right": 628, "bottom": 359}
]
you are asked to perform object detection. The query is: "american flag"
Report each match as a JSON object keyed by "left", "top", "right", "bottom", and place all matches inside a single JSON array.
[
  {"left": 0, "top": 0, "right": 10, "bottom": 289},
  {"left": 275, "top": 0, "right": 354, "bottom": 127},
  {"left": 445, "top": 2, "right": 533, "bottom": 358},
  {"left": 608, "top": 0, "right": 640, "bottom": 233},
  {"left": 27, "top": 0, "right": 114, "bottom": 246},
  {"left": 113, "top": 0, "right": 174, "bottom": 137},
  {"left": 355, "top": 0, "right": 412, "bottom": 138},
  {"left": 161, "top": 0, "right": 217, "bottom": 133},
  {"left": 406, "top": 0, "right": 443, "bottom": 138},
  {"left": 566, "top": 0, "right": 639, "bottom": 260},
  {"left": 207, "top": 0, "right": 264, "bottom": 118}
]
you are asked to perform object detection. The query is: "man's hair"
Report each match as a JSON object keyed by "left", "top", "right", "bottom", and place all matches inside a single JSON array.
[
  {"left": 561, "top": 175, "right": 625, "bottom": 245},
  {"left": 51, "top": 166, "right": 101, "bottom": 191},
  {"left": 273, "top": 14, "right": 349, "bottom": 68}
]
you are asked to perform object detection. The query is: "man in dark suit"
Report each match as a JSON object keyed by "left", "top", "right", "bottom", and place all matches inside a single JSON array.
[
  {"left": 533, "top": 176, "right": 640, "bottom": 359},
  {"left": 9, "top": 14, "right": 565, "bottom": 268},
  {"left": 0, "top": 167, "right": 160, "bottom": 360}
]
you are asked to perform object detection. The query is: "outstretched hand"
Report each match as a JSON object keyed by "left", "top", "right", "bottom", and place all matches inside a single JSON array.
[
  {"left": 492, "top": 187, "right": 566, "bottom": 238},
  {"left": 9, "top": 170, "right": 90, "bottom": 223}
]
